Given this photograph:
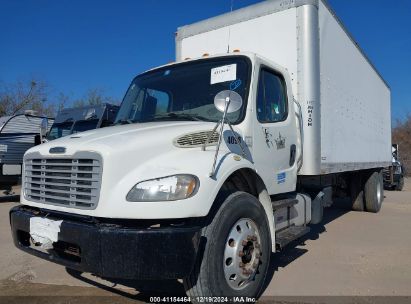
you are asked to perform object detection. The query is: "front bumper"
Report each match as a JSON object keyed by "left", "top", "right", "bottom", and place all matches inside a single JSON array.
[{"left": 10, "top": 205, "right": 201, "bottom": 280}]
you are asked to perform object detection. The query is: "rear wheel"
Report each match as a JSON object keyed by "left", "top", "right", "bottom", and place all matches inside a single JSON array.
[
  {"left": 395, "top": 176, "right": 404, "bottom": 191},
  {"left": 183, "top": 192, "right": 271, "bottom": 299},
  {"left": 364, "top": 170, "right": 384, "bottom": 213},
  {"left": 350, "top": 174, "right": 364, "bottom": 211}
]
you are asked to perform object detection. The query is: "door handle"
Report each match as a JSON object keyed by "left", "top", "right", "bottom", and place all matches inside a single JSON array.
[
  {"left": 264, "top": 128, "right": 270, "bottom": 144},
  {"left": 290, "top": 144, "right": 296, "bottom": 166}
]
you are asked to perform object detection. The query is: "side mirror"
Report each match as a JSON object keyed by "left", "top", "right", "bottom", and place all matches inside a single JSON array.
[
  {"left": 40, "top": 118, "right": 48, "bottom": 138},
  {"left": 214, "top": 90, "right": 243, "bottom": 114},
  {"left": 208, "top": 90, "right": 246, "bottom": 177}
]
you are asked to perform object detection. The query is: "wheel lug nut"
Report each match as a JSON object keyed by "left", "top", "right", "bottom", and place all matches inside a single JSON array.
[{"left": 238, "top": 251, "right": 245, "bottom": 257}]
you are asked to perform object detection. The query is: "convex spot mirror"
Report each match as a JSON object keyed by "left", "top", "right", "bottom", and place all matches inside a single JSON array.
[{"left": 214, "top": 90, "right": 243, "bottom": 114}]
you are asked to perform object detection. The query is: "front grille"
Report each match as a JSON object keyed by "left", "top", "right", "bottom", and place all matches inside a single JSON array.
[
  {"left": 24, "top": 156, "right": 102, "bottom": 209},
  {"left": 174, "top": 130, "right": 219, "bottom": 148}
]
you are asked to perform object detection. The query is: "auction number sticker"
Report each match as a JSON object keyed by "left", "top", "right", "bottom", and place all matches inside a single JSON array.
[{"left": 210, "top": 64, "right": 237, "bottom": 84}]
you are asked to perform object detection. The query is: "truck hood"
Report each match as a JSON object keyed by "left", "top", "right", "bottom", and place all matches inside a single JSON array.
[
  {"left": 22, "top": 120, "right": 251, "bottom": 219},
  {"left": 35, "top": 121, "right": 217, "bottom": 156}
]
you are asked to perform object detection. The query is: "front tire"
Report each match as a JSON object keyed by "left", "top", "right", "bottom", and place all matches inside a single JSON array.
[{"left": 184, "top": 192, "right": 271, "bottom": 299}]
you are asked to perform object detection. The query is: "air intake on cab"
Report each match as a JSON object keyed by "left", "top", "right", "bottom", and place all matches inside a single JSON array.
[{"left": 173, "top": 130, "right": 219, "bottom": 148}]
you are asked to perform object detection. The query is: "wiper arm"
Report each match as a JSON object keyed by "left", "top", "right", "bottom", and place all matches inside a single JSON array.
[
  {"left": 148, "top": 112, "right": 212, "bottom": 122},
  {"left": 115, "top": 119, "right": 134, "bottom": 125}
]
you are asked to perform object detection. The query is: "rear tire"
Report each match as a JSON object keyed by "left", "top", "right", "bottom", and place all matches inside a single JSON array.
[
  {"left": 364, "top": 170, "right": 384, "bottom": 213},
  {"left": 395, "top": 177, "right": 404, "bottom": 191},
  {"left": 183, "top": 192, "right": 271, "bottom": 300},
  {"left": 350, "top": 174, "right": 365, "bottom": 211}
]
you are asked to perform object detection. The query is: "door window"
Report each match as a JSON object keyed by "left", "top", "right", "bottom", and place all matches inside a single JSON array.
[{"left": 257, "top": 69, "right": 288, "bottom": 123}]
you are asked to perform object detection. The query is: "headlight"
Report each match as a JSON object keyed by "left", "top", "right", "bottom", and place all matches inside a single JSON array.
[{"left": 126, "top": 174, "right": 199, "bottom": 202}]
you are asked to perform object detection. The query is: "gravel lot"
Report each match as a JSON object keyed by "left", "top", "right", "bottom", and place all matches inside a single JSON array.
[{"left": 0, "top": 180, "right": 410, "bottom": 303}]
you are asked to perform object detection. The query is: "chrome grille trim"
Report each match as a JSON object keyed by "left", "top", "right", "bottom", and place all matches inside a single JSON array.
[{"left": 23, "top": 153, "right": 102, "bottom": 210}]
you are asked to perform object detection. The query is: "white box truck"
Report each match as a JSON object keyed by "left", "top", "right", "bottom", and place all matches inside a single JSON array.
[{"left": 10, "top": 0, "right": 391, "bottom": 299}]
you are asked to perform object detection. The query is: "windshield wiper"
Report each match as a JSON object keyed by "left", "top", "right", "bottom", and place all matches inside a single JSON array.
[
  {"left": 146, "top": 112, "right": 213, "bottom": 122},
  {"left": 115, "top": 119, "right": 134, "bottom": 125}
]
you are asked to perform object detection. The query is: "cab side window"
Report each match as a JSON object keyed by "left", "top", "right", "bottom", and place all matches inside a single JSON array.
[{"left": 257, "top": 69, "right": 288, "bottom": 123}]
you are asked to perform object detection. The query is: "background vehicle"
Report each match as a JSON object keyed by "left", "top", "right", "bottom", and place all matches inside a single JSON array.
[
  {"left": 0, "top": 111, "right": 53, "bottom": 188},
  {"left": 384, "top": 144, "right": 405, "bottom": 191},
  {"left": 10, "top": 0, "right": 391, "bottom": 299},
  {"left": 46, "top": 103, "right": 119, "bottom": 140}
]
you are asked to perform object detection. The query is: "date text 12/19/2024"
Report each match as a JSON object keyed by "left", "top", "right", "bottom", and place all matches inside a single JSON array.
[{"left": 149, "top": 296, "right": 256, "bottom": 303}]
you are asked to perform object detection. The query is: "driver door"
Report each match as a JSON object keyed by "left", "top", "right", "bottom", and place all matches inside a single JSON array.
[{"left": 252, "top": 63, "right": 298, "bottom": 195}]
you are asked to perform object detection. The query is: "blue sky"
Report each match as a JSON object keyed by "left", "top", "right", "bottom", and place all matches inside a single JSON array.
[{"left": 1, "top": 0, "right": 410, "bottom": 121}]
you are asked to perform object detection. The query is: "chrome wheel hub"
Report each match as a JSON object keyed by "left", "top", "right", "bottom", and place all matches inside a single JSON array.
[{"left": 223, "top": 218, "right": 261, "bottom": 290}]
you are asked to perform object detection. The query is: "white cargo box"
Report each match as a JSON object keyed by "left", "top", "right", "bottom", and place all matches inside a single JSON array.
[{"left": 176, "top": 0, "right": 391, "bottom": 175}]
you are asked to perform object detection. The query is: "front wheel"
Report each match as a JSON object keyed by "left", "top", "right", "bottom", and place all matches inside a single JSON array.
[{"left": 184, "top": 192, "right": 271, "bottom": 299}]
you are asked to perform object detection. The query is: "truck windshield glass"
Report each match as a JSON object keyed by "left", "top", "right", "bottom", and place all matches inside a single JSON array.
[
  {"left": 115, "top": 57, "right": 250, "bottom": 124},
  {"left": 72, "top": 119, "right": 99, "bottom": 134},
  {"left": 47, "top": 122, "right": 73, "bottom": 140}
]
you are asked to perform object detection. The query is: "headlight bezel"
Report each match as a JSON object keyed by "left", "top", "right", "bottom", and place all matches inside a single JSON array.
[{"left": 126, "top": 174, "right": 200, "bottom": 202}]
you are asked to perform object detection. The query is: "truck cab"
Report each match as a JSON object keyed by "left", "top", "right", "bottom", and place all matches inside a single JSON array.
[
  {"left": 46, "top": 103, "right": 119, "bottom": 141},
  {"left": 11, "top": 53, "right": 307, "bottom": 295}
]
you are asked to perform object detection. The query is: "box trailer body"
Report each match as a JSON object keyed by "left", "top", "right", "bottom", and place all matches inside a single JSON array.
[
  {"left": 10, "top": 0, "right": 392, "bottom": 299},
  {"left": 176, "top": 0, "right": 391, "bottom": 175},
  {"left": 0, "top": 114, "right": 53, "bottom": 185}
]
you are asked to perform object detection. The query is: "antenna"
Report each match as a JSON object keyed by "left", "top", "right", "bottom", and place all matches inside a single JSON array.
[{"left": 227, "top": 0, "right": 234, "bottom": 53}]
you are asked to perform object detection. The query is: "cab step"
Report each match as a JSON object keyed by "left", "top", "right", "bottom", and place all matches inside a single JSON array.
[
  {"left": 275, "top": 226, "right": 310, "bottom": 250},
  {"left": 271, "top": 198, "right": 298, "bottom": 210}
]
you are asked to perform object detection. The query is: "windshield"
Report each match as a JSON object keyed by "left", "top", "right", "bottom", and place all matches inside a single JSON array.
[
  {"left": 115, "top": 57, "right": 250, "bottom": 124},
  {"left": 72, "top": 119, "right": 99, "bottom": 134},
  {"left": 47, "top": 121, "right": 73, "bottom": 140}
]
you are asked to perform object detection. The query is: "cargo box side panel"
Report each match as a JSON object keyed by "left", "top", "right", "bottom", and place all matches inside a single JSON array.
[
  {"left": 318, "top": 1, "right": 391, "bottom": 174},
  {"left": 178, "top": 8, "right": 299, "bottom": 96}
]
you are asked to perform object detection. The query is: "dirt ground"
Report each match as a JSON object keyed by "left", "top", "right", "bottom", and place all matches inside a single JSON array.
[{"left": 0, "top": 180, "right": 410, "bottom": 303}]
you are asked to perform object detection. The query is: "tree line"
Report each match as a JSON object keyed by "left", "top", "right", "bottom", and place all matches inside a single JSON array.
[{"left": 0, "top": 78, "right": 119, "bottom": 117}]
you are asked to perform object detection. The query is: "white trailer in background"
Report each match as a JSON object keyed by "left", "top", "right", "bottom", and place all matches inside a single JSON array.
[
  {"left": 11, "top": 0, "right": 391, "bottom": 300},
  {"left": 0, "top": 113, "right": 53, "bottom": 187}
]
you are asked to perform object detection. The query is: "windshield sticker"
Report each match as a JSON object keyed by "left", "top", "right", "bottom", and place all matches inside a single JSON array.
[
  {"left": 230, "top": 79, "right": 242, "bottom": 91},
  {"left": 210, "top": 64, "right": 237, "bottom": 84}
]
